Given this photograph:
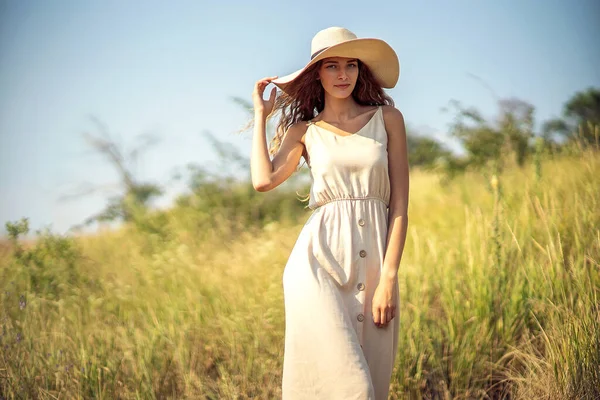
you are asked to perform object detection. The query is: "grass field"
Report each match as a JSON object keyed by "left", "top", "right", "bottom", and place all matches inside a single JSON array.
[{"left": 1, "top": 151, "right": 599, "bottom": 399}]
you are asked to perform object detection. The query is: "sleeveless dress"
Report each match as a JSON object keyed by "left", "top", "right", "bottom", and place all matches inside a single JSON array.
[{"left": 282, "top": 106, "right": 400, "bottom": 400}]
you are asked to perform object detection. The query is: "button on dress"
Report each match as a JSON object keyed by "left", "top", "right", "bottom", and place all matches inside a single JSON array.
[{"left": 282, "top": 106, "right": 400, "bottom": 400}]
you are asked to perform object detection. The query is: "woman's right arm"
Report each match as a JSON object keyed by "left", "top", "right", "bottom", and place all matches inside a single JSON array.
[{"left": 251, "top": 77, "right": 306, "bottom": 192}]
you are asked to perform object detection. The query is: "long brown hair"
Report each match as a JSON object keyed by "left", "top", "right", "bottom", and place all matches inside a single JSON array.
[{"left": 268, "top": 59, "right": 395, "bottom": 167}]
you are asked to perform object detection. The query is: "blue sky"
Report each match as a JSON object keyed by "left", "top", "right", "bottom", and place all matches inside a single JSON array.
[{"left": 1, "top": 0, "right": 599, "bottom": 234}]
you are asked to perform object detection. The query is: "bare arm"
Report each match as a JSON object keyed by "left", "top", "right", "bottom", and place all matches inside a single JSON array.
[
  {"left": 250, "top": 76, "right": 306, "bottom": 192},
  {"left": 381, "top": 105, "right": 410, "bottom": 282},
  {"left": 371, "top": 105, "right": 410, "bottom": 328}
]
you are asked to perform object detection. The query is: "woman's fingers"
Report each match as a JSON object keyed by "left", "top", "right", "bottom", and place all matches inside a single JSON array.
[
  {"left": 256, "top": 76, "right": 278, "bottom": 87},
  {"left": 380, "top": 309, "right": 388, "bottom": 327},
  {"left": 372, "top": 308, "right": 381, "bottom": 326},
  {"left": 373, "top": 307, "right": 396, "bottom": 328},
  {"left": 253, "top": 76, "right": 279, "bottom": 100}
]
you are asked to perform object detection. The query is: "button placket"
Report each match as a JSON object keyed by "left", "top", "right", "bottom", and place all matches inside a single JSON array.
[{"left": 356, "top": 213, "right": 369, "bottom": 336}]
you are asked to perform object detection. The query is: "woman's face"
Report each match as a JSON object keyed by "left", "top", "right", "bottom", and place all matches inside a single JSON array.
[{"left": 317, "top": 57, "right": 359, "bottom": 99}]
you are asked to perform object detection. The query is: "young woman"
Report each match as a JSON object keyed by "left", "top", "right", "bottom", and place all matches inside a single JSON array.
[{"left": 250, "top": 27, "right": 409, "bottom": 400}]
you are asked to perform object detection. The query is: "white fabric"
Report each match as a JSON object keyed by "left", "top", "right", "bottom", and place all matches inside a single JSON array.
[{"left": 282, "top": 106, "right": 400, "bottom": 400}]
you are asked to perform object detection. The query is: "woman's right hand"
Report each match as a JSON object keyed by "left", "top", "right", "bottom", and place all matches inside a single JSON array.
[{"left": 252, "top": 76, "right": 278, "bottom": 117}]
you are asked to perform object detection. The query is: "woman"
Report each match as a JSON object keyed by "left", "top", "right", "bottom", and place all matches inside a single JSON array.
[{"left": 250, "top": 27, "right": 409, "bottom": 400}]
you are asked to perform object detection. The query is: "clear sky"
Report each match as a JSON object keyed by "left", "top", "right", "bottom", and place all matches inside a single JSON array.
[{"left": 1, "top": 0, "right": 599, "bottom": 234}]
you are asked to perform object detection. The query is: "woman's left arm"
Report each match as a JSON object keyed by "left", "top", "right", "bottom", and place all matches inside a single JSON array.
[
  {"left": 371, "top": 105, "right": 409, "bottom": 327},
  {"left": 382, "top": 105, "right": 410, "bottom": 282}
]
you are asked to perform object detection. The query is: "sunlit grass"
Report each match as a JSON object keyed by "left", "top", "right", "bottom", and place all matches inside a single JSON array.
[{"left": 1, "top": 151, "right": 598, "bottom": 399}]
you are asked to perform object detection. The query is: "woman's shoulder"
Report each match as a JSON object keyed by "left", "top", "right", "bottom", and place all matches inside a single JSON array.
[
  {"left": 287, "top": 120, "right": 312, "bottom": 133},
  {"left": 381, "top": 104, "right": 403, "bottom": 118},
  {"left": 286, "top": 120, "right": 312, "bottom": 143},
  {"left": 381, "top": 105, "right": 405, "bottom": 126},
  {"left": 380, "top": 105, "right": 406, "bottom": 141}
]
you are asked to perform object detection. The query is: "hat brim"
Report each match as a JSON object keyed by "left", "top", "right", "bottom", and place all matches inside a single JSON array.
[{"left": 272, "top": 38, "right": 400, "bottom": 92}]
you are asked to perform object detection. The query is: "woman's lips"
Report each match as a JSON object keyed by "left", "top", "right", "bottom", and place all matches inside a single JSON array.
[{"left": 334, "top": 84, "right": 351, "bottom": 89}]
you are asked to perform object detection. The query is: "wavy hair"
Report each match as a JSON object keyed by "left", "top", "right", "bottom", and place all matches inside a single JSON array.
[{"left": 268, "top": 60, "right": 395, "bottom": 167}]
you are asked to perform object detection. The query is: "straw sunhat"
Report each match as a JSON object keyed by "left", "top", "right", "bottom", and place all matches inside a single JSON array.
[{"left": 272, "top": 27, "right": 400, "bottom": 92}]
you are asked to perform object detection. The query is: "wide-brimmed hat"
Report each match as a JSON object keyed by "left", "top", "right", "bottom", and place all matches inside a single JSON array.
[{"left": 272, "top": 27, "right": 400, "bottom": 93}]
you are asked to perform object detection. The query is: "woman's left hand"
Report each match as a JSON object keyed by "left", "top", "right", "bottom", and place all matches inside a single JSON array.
[{"left": 371, "top": 278, "right": 397, "bottom": 328}]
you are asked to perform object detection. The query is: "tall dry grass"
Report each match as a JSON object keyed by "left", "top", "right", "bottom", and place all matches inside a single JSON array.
[{"left": 1, "top": 151, "right": 598, "bottom": 399}]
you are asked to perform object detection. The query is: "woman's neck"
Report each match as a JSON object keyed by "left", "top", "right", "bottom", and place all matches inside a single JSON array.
[{"left": 320, "top": 94, "right": 361, "bottom": 122}]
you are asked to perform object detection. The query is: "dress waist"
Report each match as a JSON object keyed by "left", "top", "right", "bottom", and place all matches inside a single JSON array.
[{"left": 309, "top": 196, "right": 388, "bottom": 210}]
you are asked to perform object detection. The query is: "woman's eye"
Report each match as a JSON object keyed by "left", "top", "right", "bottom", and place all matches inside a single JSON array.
[
  {"left": 348, "top": 63, "right": 357, "bottom": 68},
  {"left": 327, "top": 65, "right": 336, "bottom": 69}
]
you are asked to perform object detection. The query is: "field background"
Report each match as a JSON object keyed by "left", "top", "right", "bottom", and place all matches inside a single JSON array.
[
  {"left": 1, "top": 148, "right": 599, "bottom": 399},
  {"left": 2, "top": 2, "right": 599, "bottom": 398}
]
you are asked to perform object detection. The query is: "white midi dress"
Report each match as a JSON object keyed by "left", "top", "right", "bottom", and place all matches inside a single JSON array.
[{"left": 282, "top": 106, "right": 400, "bottom": 400}]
